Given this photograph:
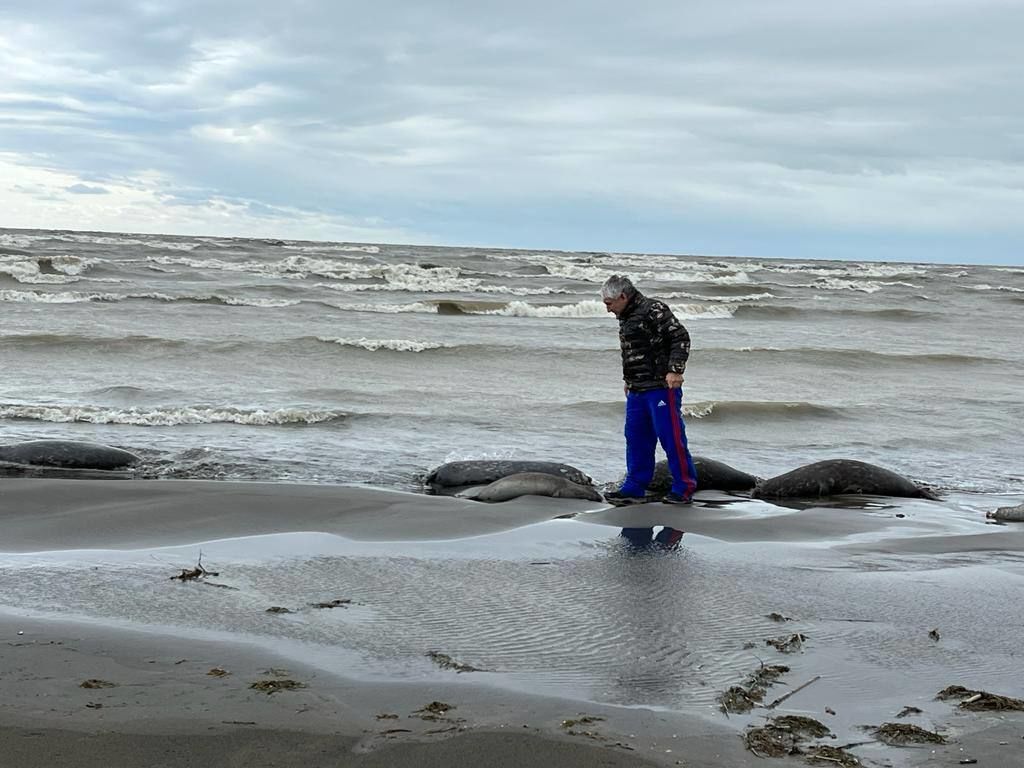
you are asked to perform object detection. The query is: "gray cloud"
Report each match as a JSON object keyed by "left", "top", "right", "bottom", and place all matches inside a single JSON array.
[
  {"left": 1, "top": 0, "right": 1022, "bottom": 259},
  {"left": 66, "top": 183, "right": 110, "bottom": 194}
]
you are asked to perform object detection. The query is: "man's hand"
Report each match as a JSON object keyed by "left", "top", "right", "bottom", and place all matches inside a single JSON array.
[{"left": 666, "top": 372, "right": 684, "bottom": 389}]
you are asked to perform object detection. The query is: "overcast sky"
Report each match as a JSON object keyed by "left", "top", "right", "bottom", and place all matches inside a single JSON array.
[{"left": 2, "top": 0, "right": 1022, "bottom": 263}]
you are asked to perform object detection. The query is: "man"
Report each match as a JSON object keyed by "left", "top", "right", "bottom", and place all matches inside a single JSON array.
[{"left": 602, "top": 274, "right": 698, "bottom": 505}]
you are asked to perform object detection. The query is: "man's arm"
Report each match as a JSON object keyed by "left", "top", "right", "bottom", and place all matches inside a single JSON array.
[{"left": 653, "top": 302, "right": 690, "bottom": 387}]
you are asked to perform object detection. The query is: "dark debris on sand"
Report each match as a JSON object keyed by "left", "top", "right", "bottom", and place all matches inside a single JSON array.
[
  {"left": 744, "top": 715, "right": 831, "bottom": 758},
  {"left": 719, "top": 664, "right": 791, "bottom": 714},
  {"left": 413, "top": 701, "right": 456, "bottom": 720},
  {"left": 766, "top": 633, "right": 807, "bottom": 653},
  {"left": 872, "top": 722, "right": 946, "bottom": 745},
  {"left": 249, "top": 679, "right": 307, "bottom": 694},
  {"left": 79, "top": 679, "right": 117, "bottom": 689},
  {"left": 426, "top": 650, "right": 486, "bottom": 673},
  {"left": 937, "top": 686, "right": 1024, "bottom": 711},
  {"left": 309, "top": 599, "right": 352, "bottom": 609}
]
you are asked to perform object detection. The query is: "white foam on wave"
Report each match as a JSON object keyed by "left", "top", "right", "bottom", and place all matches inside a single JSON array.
[
  {"left": 317, "top": 337, "right": 449, "bottom": 352},
  {"left": 0, "top": 403, "right": 345, "bottom": 426},
  {"left": 0, "top": 254, "right": 100, "bottom": 284},
  {"left": 483, "top": 299, "right": 608, "bottom": 318},
  {"left": 0, "top": 289, "right": 120, "bottom": 303},
  {"left": 0, "top": 288, "right": 300, "bottom": 307},
  {"left": 659, "top": 291, "right": 774, "bottom": 303},
  {"left": 970, "top": 284, "right": 1024, "bottom": 293},
  {"left": 287, "top": 243, "right": 380, "bottom": 254},
  {"left": 335, "top": 301, "right": 438, "bottom": 314},
  {"left": 756, "top": 262, "right": 926, "bottom": 279},
  {"left": 812, "top": 278, "right": 916, "bottom": 293}
]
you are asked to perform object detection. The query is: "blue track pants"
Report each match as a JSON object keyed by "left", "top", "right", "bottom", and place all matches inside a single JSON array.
[{"left": 620, "top": 387, "right": 698, "bottom": 499}]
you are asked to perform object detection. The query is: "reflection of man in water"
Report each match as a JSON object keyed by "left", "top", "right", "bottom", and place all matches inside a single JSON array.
[
  {"left": 620, "top": 526, "right": 684, "bottom": 550},
  {"left": 602, "top": 275, "right": 698, "bottom": 505}
]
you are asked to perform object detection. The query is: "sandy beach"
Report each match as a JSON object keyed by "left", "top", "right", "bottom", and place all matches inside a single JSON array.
[{"left": 2, "top": 478, "right": 1023, "bottom": 766}]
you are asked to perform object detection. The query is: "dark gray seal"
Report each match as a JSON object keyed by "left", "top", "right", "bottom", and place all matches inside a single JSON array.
[
  {"left": 752, "top": 459, "right": 939, "bottom": 500},
  {"left": 988, "top": 503, "right": 1024, "bottom": 522},
  {"left": 426, "top": 460, "right": 592, "bottom": 493},
  {"left": 0, "top": 440, "right": 140, "bottom": 470},
  {"left": 620, "top": 456, "right": 760, "bottom": 495},
  {"left": 459, "top": 472, "right": 604, "bottom": 503}
]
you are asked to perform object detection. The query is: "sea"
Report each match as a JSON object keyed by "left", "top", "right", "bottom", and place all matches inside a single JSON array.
[{"left": 1, "top": 226, "right": 1022, "bottom": 495}]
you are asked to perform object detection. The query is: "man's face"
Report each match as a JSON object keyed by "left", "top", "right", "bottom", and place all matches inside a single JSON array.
[{"left": 603, "top": 293, "right": 628, "bottom": 317}]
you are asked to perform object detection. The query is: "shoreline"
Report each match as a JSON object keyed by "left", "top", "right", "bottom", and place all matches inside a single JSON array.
[{"left": 2, "top": 477, "right": 1023, "bottom": 766}]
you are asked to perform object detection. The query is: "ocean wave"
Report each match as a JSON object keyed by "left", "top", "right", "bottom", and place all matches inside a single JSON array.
[
  {"left": 286, "top": 243, "right": 381, "bottom": 254},
  {"left": 0, "top": 403, "right": 347, "bottom": 426},
  {"left": 658, "top": 291, "right": 774, "bottom": 303},
  {"left": 0, "top": 289, "right": 122, "bottom": 303},
  {"left": 0, "top": 333, "right": 188, "bottom": 350},
  {"left": 0, "top": 254, "right": 99, "bottom": 284},
  {"left": 751, "top": 262, "right": 926, "bottom": 279},
  {"left": 0, "top": 289, "right": 299, "bottom": 307},
  {"left": 706, "top": 346, "right": 1004, "bottom": 365},
  {"left": 811, "top": 277, "right": 917, "bottom": 293},
  {"left": 335, "top": 298, "right": 737, "bottom": 320},
  {"left": 733, "top": 304, "right": 936, "bottom": 321},
  {"left": 684, "top": 400, "right": 841, "bottom": 421},
  {"left": 315, "top": 337, "right": 451, "bottom": 352},
  {"left": 567, "top": 398, "right": 841, "bottom": 421},
  {"left": 969, "top": 284, "right": 1024, "bottom": 294}
]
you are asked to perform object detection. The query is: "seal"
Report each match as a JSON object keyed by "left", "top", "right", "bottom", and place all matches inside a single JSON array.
[
  {"left": 752, "top": 459, "right": 939, "bottom": 500},
  {"left": 988, "top": 503, "right": 1024, "bottom": 522},
  {"left": 459, "top": 472, "right": 604, "bottom": 503},
  {"left": 0, "top": 439, "right": 140, "bottom": 470},
  {"left": 426, "top": 460, "right": 592, "bottom": 493},
  {"left": 619, "top": 455, "right": 760, "bottom": 495}
]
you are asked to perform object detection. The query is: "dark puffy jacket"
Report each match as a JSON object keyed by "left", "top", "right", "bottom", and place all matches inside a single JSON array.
[{"left": 617, "top": 292, "right": 690, "bottom": 391}]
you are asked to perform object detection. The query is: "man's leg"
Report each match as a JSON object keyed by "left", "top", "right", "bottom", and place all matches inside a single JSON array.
[
  {"left": 652, "top": 387, "right": 698, "bottom": 500},
  {"left": 620, "top": 390, "right": 658, "bottom": 496}
]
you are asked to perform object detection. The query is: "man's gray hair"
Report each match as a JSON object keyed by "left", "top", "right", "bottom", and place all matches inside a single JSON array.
[{"left": 601, "top": 274, "right": 636, "bottom": 300}]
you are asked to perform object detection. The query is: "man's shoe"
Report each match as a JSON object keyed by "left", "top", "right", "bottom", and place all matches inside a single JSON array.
[
  {"left": 604, "top": 489, "right": 649, "bottom": 506},
  {"left": 662, "top": 492, "right": 693, "bottom": 505}
]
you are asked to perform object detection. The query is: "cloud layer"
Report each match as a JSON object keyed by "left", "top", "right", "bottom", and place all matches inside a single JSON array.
[{"left": 1, "top": 0, "right": 1022, "bottom": 262}]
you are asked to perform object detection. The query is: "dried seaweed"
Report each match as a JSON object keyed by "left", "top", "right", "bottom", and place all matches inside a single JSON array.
[
  {"left": 249, "top": 679, "right": 306, "bottom": 694},
  {"left": 766, "top": 633, "right": 807, "bottom": 653},
  {"left": 873, "top": 722, "right": 945, "bottom": 746},
  {"left": 426, "top": 651, "right": 485, "bottom": 673}
]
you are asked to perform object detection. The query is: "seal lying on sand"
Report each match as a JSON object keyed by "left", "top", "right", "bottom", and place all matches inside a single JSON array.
[
  {"left": 621, "top": 456, "right": 760, "bottom": 495},
  {"left": 988, "top": 503, "right": 1024, "bottom": 522},
  {"left": 0, "top": 440, "right": 139, "bottom": 470},
  {"left": 753, "top": 459, "right": 939, "bottom": 500},
  {"left": 459, "top": 472, "right": 604, "bottom": 503},
  {"left": 426, "top": 460, "right": 592, "bottom": 494}
]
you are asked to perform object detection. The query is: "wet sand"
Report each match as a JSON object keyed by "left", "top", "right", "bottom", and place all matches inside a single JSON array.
[{"left": 2, "top": 478, "right": 1023, "bottom": 766}]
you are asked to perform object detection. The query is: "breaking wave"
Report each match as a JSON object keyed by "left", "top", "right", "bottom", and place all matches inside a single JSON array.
[
  {"left": 683, "top": 400, "right": 842, "bottom": 421},
  {"left": 0, "top": 404, "right": 348, "bottom": 426},
  {"left": 337, "top": 299, "right": 736, "bottom": 320},
  {"left": 0, "top": 289, "right": 299, "bottom": 307},
  {"left": 315, "top": 337, "right": 451, "bottom": 352}
]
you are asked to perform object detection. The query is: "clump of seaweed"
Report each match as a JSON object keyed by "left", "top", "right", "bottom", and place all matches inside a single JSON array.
[
  {"left": 249, "top": 679, "right": 306, "bottom": 694},
  {"left": 426, "top": 651, "right": 485, "bottom": 673},
  {"left": 743, "top": 715, "right": 835, "bottom": 761},
  {"left": 309, "top": 599, "right": 352, "bottom": 609},
  {"left": 80, "top": 679, "right": 117, "bottom": 689},
  {"left": 766, "top": 633, "right": 807, "bottom": 653},
  {"left": 872, "top": 722, "right": 946, "bottom": 746},
  {"left": 805, "top": 744, "right": 860, "bottom": 766},
  {"left": 265, "top": 606, "right": 292, "bottom": 614},
  {"left": 936, "top": 686, "right": 1024, "bottom": 711},
  {"left": 896, "top": 706, "right": 923, "bottom": 718},
  {"left": 718, "top": 664, "right": 790, "bottom": 713},
  {"left": 561, "top": 715, "right": 604, "bottom": 729},
  {"left": 414, "top": 701, "right": 455, "bottom": 720}
]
